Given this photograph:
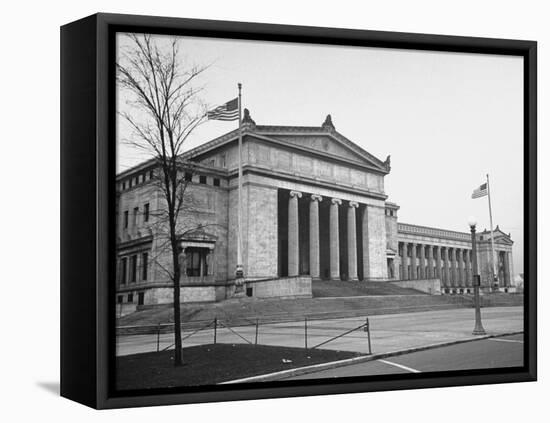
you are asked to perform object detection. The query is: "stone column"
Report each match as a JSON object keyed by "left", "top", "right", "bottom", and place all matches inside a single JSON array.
[
  {"left": 450, "top": 248, "right": 457, "bottom": 288},
  {"left": 362, "top": 206, "right": 370, "bottom": 280},
  {"left": 427, "top": 245, "right": 434, "bottom": 278},
  {"left": 434, "top": 246, "right": 441, "bottom": 279},
  {"left": 347, "top": 202, "right": 359, "bottom": 281},
  {"left": 309, "top": 194, "right": 322, "bottom": 280},
  {"left": 503, "top": 251, "right": 511, "bottom": 287},
  {"left": 457, "top": 249, "right": 463, "bottom": 287},
  {"left": 401, "top": 242, "right": 408, "bottom": 280},
  {"left": 443, "top": 248, "right": 450, "bottom": 288},
  {"left": 288, "top": 190, "right": 302, "bottom": 277},
  {"left": 465, "top": 249, "right": 472, "bottom": 287},
  {"left": 419, "top": 244, "right": 426, "bottom": 279},
  {"left": 410, "top": 243, "right": 417, "bottom": 280},
  {"left": 330, "top": 198, "right": 342, "bottom": 280}
]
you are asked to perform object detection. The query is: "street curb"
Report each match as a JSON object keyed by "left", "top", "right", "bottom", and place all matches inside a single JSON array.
[{"left": 220, "top": 331, "right": 523, "bottom": 384}]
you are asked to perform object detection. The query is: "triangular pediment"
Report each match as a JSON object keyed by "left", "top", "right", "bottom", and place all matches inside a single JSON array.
[
  {"left": 250, "top": 128, "right": 390, "bottom": 173},
  {"left": 183, "top": 113, "right": 390, "bottom": 174},
  {"left": 479, "top": 227, "right": 514, "bottom": 245}
]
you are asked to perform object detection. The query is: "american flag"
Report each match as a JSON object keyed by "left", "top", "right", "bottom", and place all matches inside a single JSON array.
[
  {"left": 471, "top": 182, "right": 488, "bottom": 199},
  {"left": 207, "top": 97, "right": 239, "bottom": 121}
]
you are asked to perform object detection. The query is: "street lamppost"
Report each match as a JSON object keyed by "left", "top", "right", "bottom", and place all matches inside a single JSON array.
[{"left": 468, "top": 217, "right": 486, "bottom": 335}]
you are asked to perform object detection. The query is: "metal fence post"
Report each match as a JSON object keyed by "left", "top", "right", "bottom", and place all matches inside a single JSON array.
[
  {"left": 156, "top": 324, "right": 161, "bottom": 352},
  {"left": 366, "top": 317, "right": 372, "bottom": 355},
  {"left": 255, "top": 318, "right": 259, "bottom": 345},
  {"left": 214, "top": 317, "right": 217, "bottom": 345},
  {"left": 305, "top": 317, "right": 308, "bottom": 350}
]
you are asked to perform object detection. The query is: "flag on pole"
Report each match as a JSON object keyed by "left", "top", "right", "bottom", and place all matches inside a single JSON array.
[
  {"left": 471, "top": 183, "right": 488, "bottom": 199},
  {"left": 207, "top": 98, "right": 239, "bottom": 121}
]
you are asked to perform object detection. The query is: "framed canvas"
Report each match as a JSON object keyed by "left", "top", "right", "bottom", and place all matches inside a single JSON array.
[{"left": 60, "top": 13, "right": 537, "bottom": 409}]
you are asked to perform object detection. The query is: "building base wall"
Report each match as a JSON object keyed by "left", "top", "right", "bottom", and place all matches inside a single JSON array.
[
  {"left": 247, "top": 276, "right": 312, "bottom": 299},
  {"left": 390, "top": 278, "right": 442, "bottom": 295}
]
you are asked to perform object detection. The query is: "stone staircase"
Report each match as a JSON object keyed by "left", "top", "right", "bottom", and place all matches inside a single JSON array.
[{"left": 117, "top": 293, "right": 479, "bottom": 331}]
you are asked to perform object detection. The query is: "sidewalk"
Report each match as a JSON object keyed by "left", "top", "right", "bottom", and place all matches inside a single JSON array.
[{"left": 116, "top": 306, "right": 523, "bottom": 357}]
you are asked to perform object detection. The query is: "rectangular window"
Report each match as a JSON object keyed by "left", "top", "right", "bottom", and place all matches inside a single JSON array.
[
  {"left": 141, "top": 173, "right": 145, "bottom": 183},
  {"left": 123, "top": 211, "right": 129, "bottom": 229},
  {"left": 138, "top": 292, "right": 145, "bottom": 306},
  {"left": 121, "top": 257, "right": 127, "bottom": 284},
  {"left": 130, "top": 255, "right": 137, "bottom": 282},
  {"left": 122, "top": 181, "right": 126, "bottom": 190},
  {"left": 199, "top": 175, "right": 207, "bottom": 184},
  {"left": 221, "top": 153, "right": 226, "bottom": 168},
  {"left": 149, "top": 170, "right": 154, "bottom": 179},
  {"left": 133, "top": 207, "right": 139, "bottom": 226},
  {"left": 142, "top": 252, "right": 148, "bottom": 280},
  {"left": 144, "top": 203, "right": 150, "bottom": 222},
  {"left": 213, "top": 178, "right": 220, "bottom": 187},
  {"left": 129, "top": 178, "right": 132, "bottom": 188},
  {"left": 128, "top": 293, "right": 134, "bottom": 303},
  {"left": 117, "top": 295, "right": 123, "bottom": 304},
  {"left": 184, "top": 172, "right": 193, "bottom": 182},
  {"left": 186, "top": 248, "right": 208, "bottom": 277}
]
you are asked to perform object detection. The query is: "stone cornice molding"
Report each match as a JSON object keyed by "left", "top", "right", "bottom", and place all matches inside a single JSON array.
[{"left": 232, "top": 166, "right": 388, "bottom": 201}]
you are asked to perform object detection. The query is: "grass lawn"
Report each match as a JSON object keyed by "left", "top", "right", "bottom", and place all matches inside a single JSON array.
[{"left": 116, "top": 343, "right": 359, "bottom": 390}]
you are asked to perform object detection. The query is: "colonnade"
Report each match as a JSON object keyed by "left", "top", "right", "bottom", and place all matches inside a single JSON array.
[
  {"left": 398, "top": 242, "right": 513, "bottom": 291},
  {"left": 399, "top": 242, "right": 473, "bottom": 290},
  {"left": 287, "top": 190, "right": 365, "bottom": 280}
]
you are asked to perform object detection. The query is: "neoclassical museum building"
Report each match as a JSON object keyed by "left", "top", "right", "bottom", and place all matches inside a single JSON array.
[{"left": 116, "top": 111, "right": 515, "bottom": 306}]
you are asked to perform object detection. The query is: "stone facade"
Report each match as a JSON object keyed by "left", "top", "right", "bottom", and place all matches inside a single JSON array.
[{"left": 115, "top": 112, "right": 515, "bottom": 306}]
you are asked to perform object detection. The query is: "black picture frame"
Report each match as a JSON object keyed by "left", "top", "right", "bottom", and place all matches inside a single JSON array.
[{"left": 60, "top": 12, "right": 537, "bottom": 409}]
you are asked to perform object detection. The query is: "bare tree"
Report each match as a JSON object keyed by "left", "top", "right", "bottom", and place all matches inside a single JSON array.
[{"left": 117, "top": 34, "right": 208, "bottom": 366}]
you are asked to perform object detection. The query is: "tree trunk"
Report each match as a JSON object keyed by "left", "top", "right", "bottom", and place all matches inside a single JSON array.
[{"left": 173, "top": 259, "right": 183, "bottom": 366}]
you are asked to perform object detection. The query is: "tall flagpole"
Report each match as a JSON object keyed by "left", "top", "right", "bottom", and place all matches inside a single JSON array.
[
  {"left": 486, "top": 174, "right": 497, "bottom": 285},
  {"left": 236, "top": 83, "right": 244, "bottom": 280}
]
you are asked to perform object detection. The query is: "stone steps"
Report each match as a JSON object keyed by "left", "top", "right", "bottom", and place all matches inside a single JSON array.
[
  {"left": 312, "top": 280, "right": 425, "bottom": 297},
  {"left": 118, "top": 293, "right": 472, "bottom": 329},
  {"left": 117, "top": 292, "right": 523, "bottom": 333}
]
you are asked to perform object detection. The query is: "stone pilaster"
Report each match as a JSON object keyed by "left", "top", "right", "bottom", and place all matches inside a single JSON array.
[
  {"left": 410, "top": 243, "right": 417, "bottom": 280},
  {"left": 427, "top": 245, "right": 434, "bottom": 278},
  {"left": 419, "top": 244, "right": 426, "bottom": 279},
  {"left": 347, "top": 202, "right": 359, "bottom": 281},
  {"left": 503, "top": 251, "right": 511, "bottom": 287},
  {"left": 288, "top": 190, "right": 302, "bottom": 277},
  {"left": 309, "top": 194, "right": 322, "bottom": 280},
  {"left": 330, "top": 198, "right": 342, "bottom": 280}
]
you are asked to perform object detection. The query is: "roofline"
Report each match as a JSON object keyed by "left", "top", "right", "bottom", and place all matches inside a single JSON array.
[{"left": 116, "top": 122, "right": 391, "bottom": 178}]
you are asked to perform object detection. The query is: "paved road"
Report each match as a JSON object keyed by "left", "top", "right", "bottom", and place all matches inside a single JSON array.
[
  {"left": 287, "top": 334, "right": 524, "bottom": 380},
  {"left": 117, "top": 306, "right": 523, "bottom": 357}
]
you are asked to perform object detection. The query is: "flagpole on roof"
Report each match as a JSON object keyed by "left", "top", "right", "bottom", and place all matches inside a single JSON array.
[
  {"left": 236, "top": 83, "right": 244, "bottom": 281},
  {"left": 486, "top": 173, "right": 497, "bottom": 285}
]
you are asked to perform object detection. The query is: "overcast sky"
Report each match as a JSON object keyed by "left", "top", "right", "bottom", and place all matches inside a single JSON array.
[{"left": 117, "top": 33, "right": 524, "bottom": 275}]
